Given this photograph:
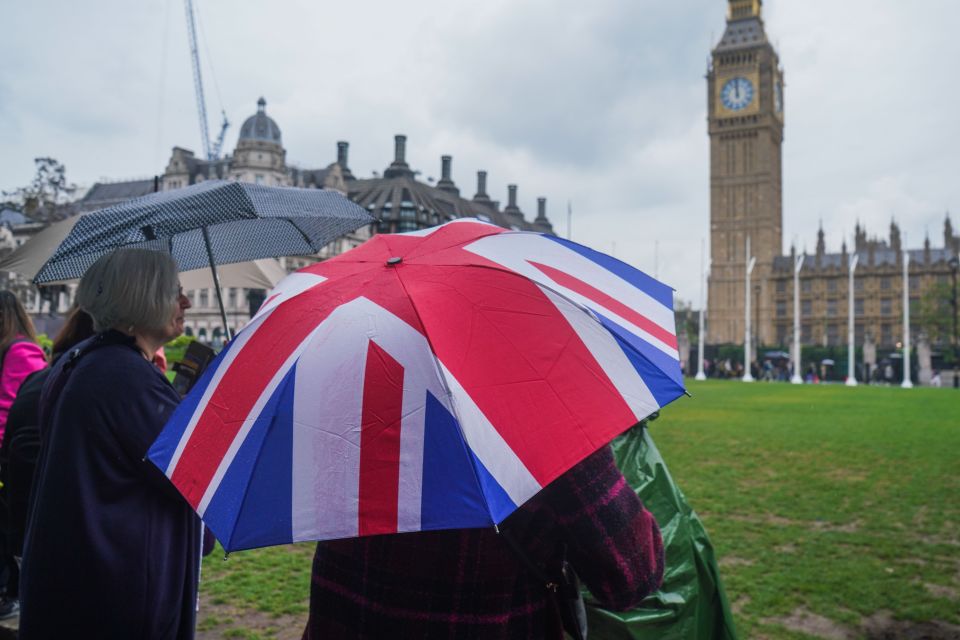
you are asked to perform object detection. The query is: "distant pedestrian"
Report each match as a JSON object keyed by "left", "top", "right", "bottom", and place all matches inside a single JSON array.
[
  {"left": 931, "top": 370, "right": 942, "bottom": 387},
  {"left": 0, "top": 290, "right": 47, "bottom": 620},
  {"left": 0, "top": 306, "right": 95, "bottom": 620},
  {"left": 0, "top": 291, "right": 47, "bottom": 446}
]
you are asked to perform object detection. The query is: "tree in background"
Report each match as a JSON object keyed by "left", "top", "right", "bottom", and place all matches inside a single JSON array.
[
  {"left": 918, "top": 280, "right": 954, "bottom": 356},
  {"left": 2, "top": 157, "right": 78, "bottom": 222},
  {"left": 674, "top": 299, "right": 698, "bottom": 343}
]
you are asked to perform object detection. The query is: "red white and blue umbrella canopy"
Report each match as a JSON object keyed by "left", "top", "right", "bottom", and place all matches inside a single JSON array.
[{"left": 148, "top": 219, "right": 686, "bottom": 552}]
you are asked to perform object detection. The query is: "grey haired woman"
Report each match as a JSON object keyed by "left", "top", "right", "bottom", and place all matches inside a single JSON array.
[{"left": 19, "top": 248, "right": 198, "bottom": 640}]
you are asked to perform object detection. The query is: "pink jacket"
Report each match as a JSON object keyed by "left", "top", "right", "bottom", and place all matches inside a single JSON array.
[{"left": 0, "top": 338, "right": 47, "bottom": 442}]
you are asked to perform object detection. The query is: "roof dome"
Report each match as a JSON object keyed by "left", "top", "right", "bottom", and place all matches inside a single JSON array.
[{"left": 238, "top": 97, "right": 282, "bottom": 144}]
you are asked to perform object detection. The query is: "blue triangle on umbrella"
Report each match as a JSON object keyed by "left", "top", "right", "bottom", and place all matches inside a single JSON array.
[
  {"left": 208, "top": 366, "right": 296, "bottom": 551},
  {"left": 421, "top": 391, "right": 515, "bottom": 530}
]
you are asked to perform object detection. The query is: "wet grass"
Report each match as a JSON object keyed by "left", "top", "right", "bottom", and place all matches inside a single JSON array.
[
  {"left": 195, "top": 380, "right": 960, "bottom": 639},
  {"left": 653, "top": 380, "right": 960, "bottom": 638}
]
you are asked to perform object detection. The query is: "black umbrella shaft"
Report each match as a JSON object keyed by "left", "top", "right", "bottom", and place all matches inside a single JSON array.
[{"left": 201, "top": 225, "right": 232, "bottom": 341}]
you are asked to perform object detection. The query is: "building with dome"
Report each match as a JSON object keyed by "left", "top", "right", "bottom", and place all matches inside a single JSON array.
[
  {"left": 162, "top": 97, "right": 349, "bottom": 192},
  {"left": 11, "top": 96, "right": 555, "bottom": 343},
  {"left": 152, "top": 97, "right": 554, "bottom": 341}
]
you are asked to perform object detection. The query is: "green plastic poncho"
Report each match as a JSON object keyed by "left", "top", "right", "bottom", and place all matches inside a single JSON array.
[{"left": 585, "top": 422, "right": 738, "bottom": 640}]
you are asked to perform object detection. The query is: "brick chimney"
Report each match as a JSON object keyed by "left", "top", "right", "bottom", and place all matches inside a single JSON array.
[
  {"left": 336, "top": 141, "right": 354, "bottom": 180},
  {"left": 436, "top": 155, "right": 459, "bottom": 196},
  {"left": 504, "top": 184, "right": 523, "bottom": 221},
  {"left": 472, "top": 170, "right": 491, "bottom": 204},
  {"left": 384, "top": 134, "right": 414, "bottom": 179}
]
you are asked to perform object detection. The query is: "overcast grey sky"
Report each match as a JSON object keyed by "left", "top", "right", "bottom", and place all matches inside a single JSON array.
[{"left": 2, "top": 0, "right": 958, "bottom": 303}]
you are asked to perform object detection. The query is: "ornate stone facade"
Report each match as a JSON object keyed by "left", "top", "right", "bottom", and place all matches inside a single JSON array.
[
  {"left": 769, "top": 219, "right": 959, "bottom": 350},
  {"left": 49, "top": 98, "right": 556, "bottom": 344},
  {"left": 706, "top": 0, "right": 959, "bottom": 357},
  {"left": 706, "top": 0, "right": 784, "bottom": 345}
]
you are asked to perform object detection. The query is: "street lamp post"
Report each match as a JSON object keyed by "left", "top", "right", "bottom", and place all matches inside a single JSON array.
[
  {"left": 846, "top": 253, "right": 859, "bottom": 387},
  {"left": 743, "top": 236, "right": 757, "bottom": 382},
  {"left": 791, "top": 254, "right": 805, "bottom": 384},
  {"left": 950, "top": 255, "right": 959, "bottom": 389},
  {"left": 901, "top": 252, "right": 913, "bottom": 388},
  {"left": 695, "top": 240, "right": 707, "bottom": 381}
]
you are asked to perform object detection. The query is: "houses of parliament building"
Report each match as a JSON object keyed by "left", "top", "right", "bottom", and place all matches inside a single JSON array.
[{"left": 706, "top": 0, "right": 959, "bottom": 350}]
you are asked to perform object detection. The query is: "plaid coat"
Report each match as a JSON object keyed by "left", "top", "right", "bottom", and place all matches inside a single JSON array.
[{"left": 302, "top": 445, "right": 664, "bottom": 639}]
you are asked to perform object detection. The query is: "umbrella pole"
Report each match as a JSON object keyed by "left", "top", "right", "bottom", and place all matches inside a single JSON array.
[{"left": 201, "top": 226, "right": 233, "bottom": 341}]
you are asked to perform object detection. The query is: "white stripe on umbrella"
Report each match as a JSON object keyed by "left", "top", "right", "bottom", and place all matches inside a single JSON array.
[
  {"left": 464, "top": 232, "right": 679, "bottom": 358},
  {"left": 290, "top": 297, "right": 456, "bottom": 541},
  {"left": 250, "top": 272, "right": 327, "bottom": 323},
  {"left": 198, "top": 320, "right": 324, "bottom": 516},
  {"left": 438, "top": 360, "right": 542, "bottom": 511},
  {"left": 163, "top": 305, "right": 276, "bottom": 479},
  {"left": 538, "top": 284, "right": 660, "bottom": 422}
]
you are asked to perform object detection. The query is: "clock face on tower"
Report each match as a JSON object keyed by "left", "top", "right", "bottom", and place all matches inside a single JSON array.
[{"left": 720, "top": 77, "right": 754, "bottom": 111}]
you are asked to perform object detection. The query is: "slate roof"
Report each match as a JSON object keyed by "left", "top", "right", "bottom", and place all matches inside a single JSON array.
[
  {"left": 773, "top": 247, "right": 958, "bottom": 274},
  {"left": 347, "top": 175, "right": 551, "bottom": 233},
  {"left": 715, "top": 17, "right": 767, "bottom": 52},
  {"left": 78, "top": 179, "right": 156, "bottom": 212},
  {"left": 0, "top": 208, "right": 29, "bottom": 226}
]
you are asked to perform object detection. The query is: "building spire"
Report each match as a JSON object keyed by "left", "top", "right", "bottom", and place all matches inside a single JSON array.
[{"left": 728, "top": 0, "right": 761, "bottom": 21}]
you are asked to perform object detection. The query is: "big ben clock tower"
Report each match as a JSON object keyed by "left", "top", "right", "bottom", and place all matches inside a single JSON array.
[{"left": 707, "top": 0, "right": 784, "bottom": 344}]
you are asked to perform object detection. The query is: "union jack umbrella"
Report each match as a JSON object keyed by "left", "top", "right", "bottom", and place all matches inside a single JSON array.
[{"left": 147, "top": 219, "right": 686, "bottom": 552}]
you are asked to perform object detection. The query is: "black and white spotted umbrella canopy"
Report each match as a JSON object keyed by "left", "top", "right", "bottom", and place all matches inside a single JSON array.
[{"left": 33, "top": 180, "right": 374, "bottom": 284}]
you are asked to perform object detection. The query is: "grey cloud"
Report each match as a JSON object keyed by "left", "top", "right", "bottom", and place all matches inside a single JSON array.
[{"left": 432, "top": 1, "right": 717, "bottom": 169}]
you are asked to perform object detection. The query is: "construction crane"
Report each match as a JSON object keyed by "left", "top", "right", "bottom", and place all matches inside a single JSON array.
[{"left": 184, "top": 0, "right": 228, "bottom": 161}]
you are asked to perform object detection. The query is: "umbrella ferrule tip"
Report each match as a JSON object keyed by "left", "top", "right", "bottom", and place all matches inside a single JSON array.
[{"left": 386, "top": 256, "right": 403, "bottom": 266}]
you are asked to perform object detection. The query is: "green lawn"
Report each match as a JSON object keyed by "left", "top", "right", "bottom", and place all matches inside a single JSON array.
[
  {"left": 654, "top": 380, "right": 960, "bottom": 638},
  {"left": 196, "top": 381, "right": 960, "bottom": 639}
]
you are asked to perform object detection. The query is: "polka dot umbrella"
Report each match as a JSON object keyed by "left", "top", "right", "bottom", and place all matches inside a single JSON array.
[{"left": 33, "top": 180, "right": 374, "bottom": 335}]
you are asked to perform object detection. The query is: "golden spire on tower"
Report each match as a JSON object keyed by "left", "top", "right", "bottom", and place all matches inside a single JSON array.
[{"left": 728, "top": 0, "right": 762, "bottom": 20}]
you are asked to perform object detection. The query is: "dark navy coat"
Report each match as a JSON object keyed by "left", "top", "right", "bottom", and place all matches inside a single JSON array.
[{"left": 20, "top": 331, "right": 200, "bottom": 640}]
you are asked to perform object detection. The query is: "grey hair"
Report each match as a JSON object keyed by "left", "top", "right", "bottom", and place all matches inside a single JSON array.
[{"left": 76, "top": 249, "right": 180, "bottom": 334}]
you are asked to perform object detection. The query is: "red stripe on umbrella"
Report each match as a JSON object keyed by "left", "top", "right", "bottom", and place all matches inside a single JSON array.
[
  {"left": 359, "top": 341, "right": 405, "bottom": 536},
  {"left": 528, "top": 260, "right": 678, "bottom": 351}
]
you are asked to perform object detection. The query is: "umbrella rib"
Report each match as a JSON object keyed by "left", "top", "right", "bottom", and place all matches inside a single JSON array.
[
  {"left": 284, "top": 218, "right": 322, "bottom": 254},
  {"left": 389, "top": 267, "right": 501, "bottom": 527},
  {"left": 435, "top": 262, "right": 685, "bottom": 396}
]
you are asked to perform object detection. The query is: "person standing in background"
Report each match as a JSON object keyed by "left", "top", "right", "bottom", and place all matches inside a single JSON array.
[
  {"left": 0, "top": 291, "right": 47, "bottom": 446},
  {"left": 0, "top": 290, "right": 46, "bottom": 620},
  {"left": 0, "top": 307, "right": 96, "bottom": 620}
]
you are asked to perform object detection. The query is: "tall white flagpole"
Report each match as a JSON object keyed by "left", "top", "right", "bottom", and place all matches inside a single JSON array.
[
  {"left": 791, "top": 253, "right": 805, "bottom": 384},
  {"left": 743, "top": 235, "right": 756, "bottom": 382},
  {"left": 695, "top": 239, "right": 707, "bottom": 381},
  {"left": 846, "top": 252, "right": 860, "bottom": 387},
  {"left": 902, "top": 251, "right": 913, "bottom": 388}
]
